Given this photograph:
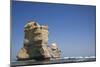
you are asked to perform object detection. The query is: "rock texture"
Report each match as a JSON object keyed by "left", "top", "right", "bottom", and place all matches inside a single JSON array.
[
  {"left": 17, "top": 21, "right": 61, "bottom": 61},
  {"left": 17, "top": 48, "right": 29, "bottom": 60},
  {"left": 49, "top": 43, "right": 61, "bottom": 59}
]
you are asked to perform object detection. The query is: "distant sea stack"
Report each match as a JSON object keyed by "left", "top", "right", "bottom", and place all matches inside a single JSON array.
[{"left": 17, "top": 20, "right": 61, "bottom": 61}]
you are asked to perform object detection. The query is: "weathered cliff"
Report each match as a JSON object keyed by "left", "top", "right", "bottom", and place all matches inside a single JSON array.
[{"left": 17, "top": 21, "right": 61, "bottom": 61}]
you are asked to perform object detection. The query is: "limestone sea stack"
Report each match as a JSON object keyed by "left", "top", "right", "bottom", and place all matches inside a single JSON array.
[{"left": 17, "top": 20, "right": 61, "bottom": 61}]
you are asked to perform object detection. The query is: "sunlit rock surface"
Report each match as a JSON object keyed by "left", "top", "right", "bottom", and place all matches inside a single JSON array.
[
  {"left": 49, "top": 43, "right": 61, "bottom": 59},
  {"left": 17, "top": 21, "right": 61, "bottom": 61},
  {"left": 17, "top": 48, "right": 29, "bottom": 60}
]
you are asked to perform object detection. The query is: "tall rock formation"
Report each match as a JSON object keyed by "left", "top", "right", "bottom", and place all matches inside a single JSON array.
[{"left": 17, "top": 20, "right": 61, "bottom": 61}]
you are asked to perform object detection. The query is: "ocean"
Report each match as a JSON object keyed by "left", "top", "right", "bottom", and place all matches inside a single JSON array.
[{"left": 11, "top": 57, "right": 96, "bottom": 66}]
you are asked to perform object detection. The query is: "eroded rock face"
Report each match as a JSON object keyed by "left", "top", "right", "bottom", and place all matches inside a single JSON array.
[
  {"left": 49, "top": 43, "right": 61, "bottom": 59},
  {"left": 17, "top": 48, "right": 29, "bottom": 60},
  {"left": 17, "top": 21, "right": 61, "bottom": 60}
]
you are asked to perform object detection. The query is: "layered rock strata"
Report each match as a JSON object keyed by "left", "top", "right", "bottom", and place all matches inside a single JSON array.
[{"left": 17, "top": 21, "right": 61, "bottom": 61}]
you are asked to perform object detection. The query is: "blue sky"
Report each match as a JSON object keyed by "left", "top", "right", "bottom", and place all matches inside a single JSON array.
[{"left": 11, "top": 1, "right": 96, "bottom": 61}]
